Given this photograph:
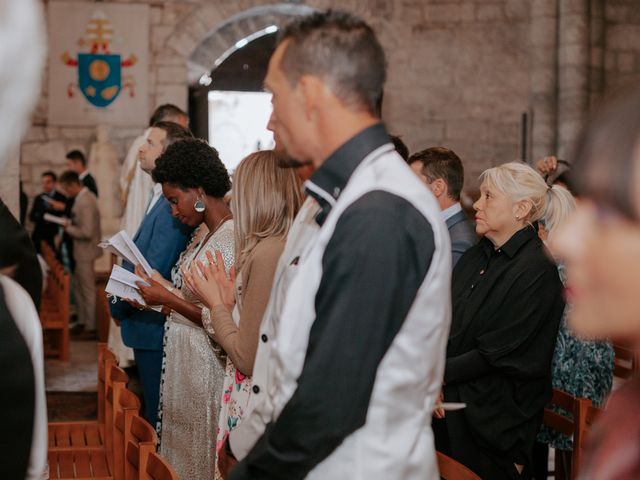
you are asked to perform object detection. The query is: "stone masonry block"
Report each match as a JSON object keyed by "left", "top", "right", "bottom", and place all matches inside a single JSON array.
[
  {"left": 607, "top": 25, "right": 640, "bottom": 50},
  {"left": 423, "top": 4, "right": 464, "bottom": 23},
  {"left": 157, "top": 65, "right": 187, "bottom": 84},
  {"left": 476, "top": 3, "right": 505, "bottom": 22},
  {"left": 617, "top": 52, "right": 635, "bottom": 73}
]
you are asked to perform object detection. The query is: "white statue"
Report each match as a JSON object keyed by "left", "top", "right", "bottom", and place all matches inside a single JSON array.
[{"left": 90, "top": 124, "right": 122, "bottom": 236}]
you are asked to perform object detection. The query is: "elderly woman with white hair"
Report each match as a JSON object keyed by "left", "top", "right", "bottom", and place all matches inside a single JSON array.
[{"left": 433, "top": 162, "right": 572, "bottom": 479}]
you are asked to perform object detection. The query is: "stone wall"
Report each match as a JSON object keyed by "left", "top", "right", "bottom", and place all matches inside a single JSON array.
[{"left": 17, "top": 0, "right": 640, "bottom": 225}]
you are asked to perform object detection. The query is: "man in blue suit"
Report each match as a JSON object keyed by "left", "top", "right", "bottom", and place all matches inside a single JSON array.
[
  {"left": 109, "top": 121, "right": 194, "bottom": 426},
  {"left": 409, "top": 147, "right": 477, "bottom": 267}
]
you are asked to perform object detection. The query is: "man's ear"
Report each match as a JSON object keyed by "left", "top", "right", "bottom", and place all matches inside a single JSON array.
[
  {"left": 431, "top": 178, "right": 447, "bottom": 198},
  {"left": 298, "top": 75, "right": 327, "bottom": 121}
]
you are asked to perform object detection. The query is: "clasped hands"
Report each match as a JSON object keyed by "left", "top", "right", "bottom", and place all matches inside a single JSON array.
[
  {"left": 182, "top": 250, "right": 236, "bottom": 311},
  {"left": 124, "top": 250, "right": 235, "bottom": 315}
]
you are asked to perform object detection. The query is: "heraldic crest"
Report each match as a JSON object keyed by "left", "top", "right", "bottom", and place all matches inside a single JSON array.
[{"left": 61, "top": 10, "right": 137, "bottom": 108}]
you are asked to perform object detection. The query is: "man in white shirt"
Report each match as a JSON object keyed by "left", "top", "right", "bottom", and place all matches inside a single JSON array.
[{"left": 409, "top": 147, "right": 477, "bottom": 267}]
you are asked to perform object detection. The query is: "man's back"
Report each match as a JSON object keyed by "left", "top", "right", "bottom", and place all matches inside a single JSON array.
[{"left": 67, "top": 189, "right": 101, "bottom": 261}]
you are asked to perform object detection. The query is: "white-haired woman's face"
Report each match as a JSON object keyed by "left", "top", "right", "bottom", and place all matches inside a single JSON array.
[
  {"left": 473, "top": 181, "right": 523, "bottom": 247},
  {"left": 552, "top": 199, "right": 640, "bottom": 343}
]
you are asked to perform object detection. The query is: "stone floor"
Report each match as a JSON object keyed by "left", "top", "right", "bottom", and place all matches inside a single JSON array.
[
  {"left": 45, "top": 339, "right": 98, "bottom": 392},
  {"left": 45, "top": 339, "right": 98, "bottom": 421}
]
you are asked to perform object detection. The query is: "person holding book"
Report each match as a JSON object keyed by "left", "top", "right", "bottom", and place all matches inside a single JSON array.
[{"left": 57, "top": 171, "right": 102, "bottom": 335}]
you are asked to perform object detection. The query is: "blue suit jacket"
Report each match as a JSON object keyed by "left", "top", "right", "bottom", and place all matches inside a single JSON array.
[
  {"left": 446, "top": 209, "right": 477, "bottom": 268},
  {"left": 109, "top": 196, "right": 193, "bottom": 351}
]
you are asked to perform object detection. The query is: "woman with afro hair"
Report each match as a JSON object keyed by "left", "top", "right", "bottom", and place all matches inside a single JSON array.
[{"left": 134, "top": 137, "right": 235, "bottom": 480}]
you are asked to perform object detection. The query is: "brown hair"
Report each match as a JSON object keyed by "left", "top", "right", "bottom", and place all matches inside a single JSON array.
[{"left": 409, "top": 147, "right": 465, "bottom": 201}]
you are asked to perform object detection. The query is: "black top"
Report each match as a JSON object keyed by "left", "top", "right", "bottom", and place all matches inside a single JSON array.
[
  {"left": 29, "top": 190, "right": 68, "bottom": 253},
  {"left": 230, "top": 124, "right": 436, "bottom": 480},
  {"left": 440, "top": 225, "right": 564, "bottom": 477},
  {"left": 0, "top": 199, "right": 43, "bottom": 309}
]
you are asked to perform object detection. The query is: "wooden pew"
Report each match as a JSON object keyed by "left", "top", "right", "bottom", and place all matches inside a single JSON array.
[
  {"left": 49, "top": 344, "right": 116, "bottom": 451},
  {"left": 40, "top": 241, "right": 70, "bottom": 360},
  {"left": 125, "top": 416, "right": 158, "bottom": 480}
]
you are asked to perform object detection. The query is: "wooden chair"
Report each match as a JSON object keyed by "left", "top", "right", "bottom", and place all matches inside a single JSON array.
[
  {"left": 105, "top": 365, "right": 130, "bottom": 471},
  {"left": 125, "top": 416, "right": 158, "bottom": 480},
  {"left": 48, "top": 449, "right": 112, "bottom": 479},
  {"left": 542, "top": 388, "right": 593, "bottom": 479},
  {"left": 142, "top": 451, "right": 179, "bottom": 480},
  {"left": 436, "top": 451, "right": 481, "bottom": 480},
  {"left": 113, "top": 388, "right": 141, "bottom": 480},
  {"left": 39, "top": 241, "right": 70, "bottom": 360},
  {"left": 613, "top": 343, "right": 637, "bottom": 380},
  {"left": 48, "top": 347, "right": 121, "bottom": 479},
  {"left": 574, "top": 401, "right": 603, "bottom": 473},
  {"left": 49, "top": 344, "right": 116, "bottom": 451}
]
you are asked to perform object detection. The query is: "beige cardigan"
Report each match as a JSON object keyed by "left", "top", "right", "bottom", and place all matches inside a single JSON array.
[{"left": 209, "top": 236, "right": 285, "bottom": 375}]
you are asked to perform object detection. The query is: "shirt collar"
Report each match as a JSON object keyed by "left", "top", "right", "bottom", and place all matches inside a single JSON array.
[
  {"left": 152, "top": 183, "right": 163, "bottom": 197},
  {"left": 79, "top": 170, "right": 88, "bottom": 180},
  {"left": 442, "top": 202, "right": 462, "bottom": 221},
  {"left": 306, "top": 123, "right": 389, "bottom": 206},
  {"left": 480, "top": 224, "right": 537, "bottom": 259}
]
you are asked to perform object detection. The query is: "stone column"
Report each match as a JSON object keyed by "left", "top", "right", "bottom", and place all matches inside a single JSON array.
[
  {"left": 557, "top": 0, "right": 590, "bottom": 159},
  {"left": 588, "top": 0, "right": 605, "bottom": 109},
  {"left": 529, "top": 0, "right": 559, "bottom": 161}
]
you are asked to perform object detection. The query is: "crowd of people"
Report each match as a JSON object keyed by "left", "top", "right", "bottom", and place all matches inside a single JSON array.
[{"left": 3, "top": 5, "right": 640, "bottom": 480}]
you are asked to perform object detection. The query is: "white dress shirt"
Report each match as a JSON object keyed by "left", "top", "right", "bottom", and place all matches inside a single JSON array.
[{"left": 441, "top": 201, "right": 463, "bottom": 221}]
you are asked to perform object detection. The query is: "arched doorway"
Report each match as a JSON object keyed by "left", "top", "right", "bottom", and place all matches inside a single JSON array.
[{"left": 187, "top": 4, "right": 317, "bottom": 170}]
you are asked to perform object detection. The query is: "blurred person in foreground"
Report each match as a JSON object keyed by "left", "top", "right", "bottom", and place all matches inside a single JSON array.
[
  {"left": 553, "top": 87, "right": 640, "bottom": 480},
  {"left": 0, "top": 0, "right": 47, "bottom": 478}
]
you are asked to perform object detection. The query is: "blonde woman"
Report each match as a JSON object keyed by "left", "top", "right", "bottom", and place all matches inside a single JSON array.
[
  {"left": 433, "top": 161, "right": 572, "bottom": 479},
  {"left": 183, "top": 150, "right": 303, "bottom": 468}
]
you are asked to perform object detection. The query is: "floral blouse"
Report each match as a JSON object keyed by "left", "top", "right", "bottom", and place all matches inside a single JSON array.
[{"left": 537, "top": 265, "right": 615, "bottom": 450}]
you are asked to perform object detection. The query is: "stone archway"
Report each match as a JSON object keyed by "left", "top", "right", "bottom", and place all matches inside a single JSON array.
[{"left": 189, "top": 4, "right": 320, "bottom": 85}]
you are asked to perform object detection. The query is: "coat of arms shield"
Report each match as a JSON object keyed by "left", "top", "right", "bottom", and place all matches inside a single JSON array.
[{"left": 78, "top": 53, "right": 122, "bottom": 108}]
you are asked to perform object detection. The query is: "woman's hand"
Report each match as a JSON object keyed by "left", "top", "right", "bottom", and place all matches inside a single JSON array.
[
  {"left": 134, "top": 264, "right": 175, "bottom": 307},
  {"left": 149, "top": 268, "right": 173, "bottom": 289},
  {"left": 182, "top": 250, "right": 236, "bottom": 310},
  {"left": 535, "top": 155, "right": 558, "bottom": 175}
]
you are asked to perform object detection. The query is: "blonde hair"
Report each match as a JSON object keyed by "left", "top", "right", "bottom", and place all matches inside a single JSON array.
[
  {"left": 480, "top": 161, "right": 575, "bottom": 233},
  {"left": 231, "top": 150, "right": 304, "bottom": 272}
]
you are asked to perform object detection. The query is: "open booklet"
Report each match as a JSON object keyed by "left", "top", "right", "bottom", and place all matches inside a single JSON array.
[
  {"left": 105, "top": 264, "right": 162, "bottom": 312},
  {"left": 99, "top": 230, "right": 153, "bottom": 276},
  {"left": 43, "top": 212, "right": 68, "bottom": 226}
]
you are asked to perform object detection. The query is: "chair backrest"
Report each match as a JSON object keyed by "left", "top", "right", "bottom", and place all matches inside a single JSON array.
[
  {"left": 574, "top": 400, "right": 603, "bottom": 474},
  {"left": 105, "top": 364, "right": 129, "bottom": 468},
  {"left": 97, "top": 344, "right": 117, "bottom": 423},
  {"left": 613, "top": 343, "right": 636, "bottom": 380},
  {"left": 125, "top": 415, "right": 157, "bottom": 480},
  {"left": 143, "top": 451, "right": 179, "bottom": 480},
  {"left": 542, "top": 388, "right": 592, "bottom": 479},
  {"left": 113, "top": 388, "right": 141, "bottom": 480},
  {"left": 436, "top": 451, "right": 481, "bottom": 480}
]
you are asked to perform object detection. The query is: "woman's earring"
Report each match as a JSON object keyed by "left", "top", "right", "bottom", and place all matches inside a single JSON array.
[{"left": 194, "top": 196, "right": 206, "bottom": 213}]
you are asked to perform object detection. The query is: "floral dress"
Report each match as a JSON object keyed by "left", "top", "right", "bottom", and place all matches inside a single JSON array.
[{"left": 537, "top": 265, "right": 615, "bottom": 450}]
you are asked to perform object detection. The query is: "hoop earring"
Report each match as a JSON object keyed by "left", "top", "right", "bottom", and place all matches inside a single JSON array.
[{"left": 194, "top": 197, "right": 206, "bottom": 213}]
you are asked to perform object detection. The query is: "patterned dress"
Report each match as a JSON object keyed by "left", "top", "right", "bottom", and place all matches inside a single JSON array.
[
  {"left": 537, "top": 265, "right": 614, "bottom": 450},
  {"left": 156, "top": 220, "right": 235, "bottom": 480}
]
